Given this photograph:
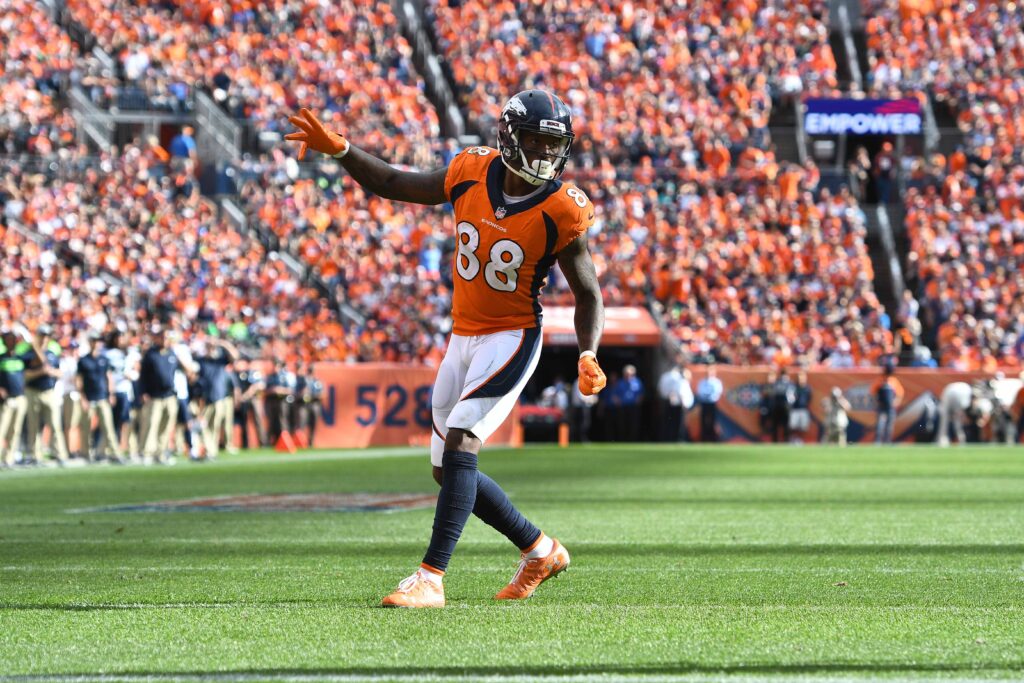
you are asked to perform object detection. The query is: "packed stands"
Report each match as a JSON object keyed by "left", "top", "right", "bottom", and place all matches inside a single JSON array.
[
  {"left": 0, "top": 0, "right": 79, "bottom": 156},
  {"left": 1, "top": 0, "right": 351, "bottom": 362},
  {"left": 62, "top": 0, "right": 455, "bottom": 361},
  {"left": 427, "top": 0, "right": 839, "bottom": 166},
  {"left": 2, "top": 150, "right": 349, "bottom": 362},
  {"left": 64, "top": 0, "right": 441, "bottom": 163},
  {"left": 641, "top": 167, "right": 889, "bottom": 367},
  {"left": 864, "top": 0, "right": 1024, "bottom": 371},
  {"left": 11, "top": 0, "right": 896, "bottom": 369},
  {"left": 236, "top": 159, "right": 454, "bottom": 365},
  {"left": 0, "top": 212, "right": 129, "bottom": 347}
]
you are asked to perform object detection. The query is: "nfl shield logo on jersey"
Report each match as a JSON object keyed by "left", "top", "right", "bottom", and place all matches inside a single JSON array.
[{"left": 495, "top": 206, "right": 507, "bottom": 220}]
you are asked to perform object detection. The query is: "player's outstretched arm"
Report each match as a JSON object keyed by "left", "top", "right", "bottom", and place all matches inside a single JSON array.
[
  {"left": 285, "top": 108, "right": 447, "bottom": 206},
  {"left": 558, "top": 236, "right": 607, "bottom": 395}
]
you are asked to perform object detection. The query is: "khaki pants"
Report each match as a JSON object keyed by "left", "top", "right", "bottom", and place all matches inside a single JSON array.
[
  {"left": 0, "top": 395, "right": 28, "bottom": 465},
  {"left": 26, "top": 388, "right": 68, "bottom": 461},
  {"left": 81, "top": 400, "right": 122, "bottom": 460},
  {"left": 202, "top": 398, "right": 231, "bottom": 459},
  {"left": 141, "top": 396, "right": 178, "bottom": 459},
  {"left": 223, "top": 397, "right": 237, "bottom": 453},
  {"left": 63, "top": 393, "right": 82, "bottom": 455}
]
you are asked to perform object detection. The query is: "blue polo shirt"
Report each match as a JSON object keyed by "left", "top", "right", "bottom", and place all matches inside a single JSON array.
[
  {"left": 612, "top": 377, "right": 644, "bottom": 407},
  {"left": 140, "top": 347, "right": 178, "bottom": 399},
  {"left": 24, "top": 342, "right": 60, "bottom": 391},
  {"left": 77, "top": 353, "right": 111, "bottom": 402},
  {"left": 198, "top": 355, "right": 231, "bottom": 403},
  {"left": 0, "top": 343, "right": 27, "bottom": 398}
]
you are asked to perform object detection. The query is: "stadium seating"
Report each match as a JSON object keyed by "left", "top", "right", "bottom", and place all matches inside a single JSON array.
[
  {"left": 427, "top": 0, "right": 839, "bottom": 165},
  {"left": 1, "top": 1, "right": 360, "bottom": 361},
  {"left": 647, "top": 169, "right": 890, "bottom": 366},
  {"left": 0, "top": 0, "right": 78, "bottom": 156},
  {"left": 64, "top": 0, "right": 441, "bottom": 163},
  {"left": 2, "top": 151, "right": 350, "bottom": 362},
  {"left": 60, "top": 0, "right": 457, "bottom": 361},
  {"left": 4, "top": 0, "right": 903, "bottom": 369},
  {"left": 864, "top": 0, "right": 1024, "bottom": 371}
]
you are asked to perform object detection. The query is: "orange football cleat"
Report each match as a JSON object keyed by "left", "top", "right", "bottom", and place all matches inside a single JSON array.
[
  {"left": 381, "top": 571, "right": 445, "bottom": 608},
  {"left": 494, "top": 539, "right": 570, "bottom": 600}
]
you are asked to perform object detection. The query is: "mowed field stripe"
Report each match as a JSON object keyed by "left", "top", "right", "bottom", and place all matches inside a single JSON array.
[
  {"left": 0, "top": 674, "right": 1020, "bottom": 683},
  {"left": 1, "top": 603, "right": 1020, "bottom": 612},
  {"left": 1, "top": 564, "right": 1019, "bottom": 575}
]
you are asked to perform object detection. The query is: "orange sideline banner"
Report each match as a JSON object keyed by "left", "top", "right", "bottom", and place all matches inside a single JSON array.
[
  {"left": 310, "top": 363, "right": 518, "bottom": 449},
  {"left": 543, "top": 306, "right": 661, "bottom": 347},
  {"left": 684, "top": 367, "right": 1000, "bottom": 443}
]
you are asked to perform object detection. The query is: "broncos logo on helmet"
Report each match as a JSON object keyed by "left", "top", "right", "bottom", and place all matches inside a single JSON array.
[{"left": 497, "top": 89, "right": 575, "bottom": 186}]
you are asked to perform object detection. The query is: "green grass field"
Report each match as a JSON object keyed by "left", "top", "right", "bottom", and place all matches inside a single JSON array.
[{"left": 1, "top": 444, "right": 1023, "bottom": 682}]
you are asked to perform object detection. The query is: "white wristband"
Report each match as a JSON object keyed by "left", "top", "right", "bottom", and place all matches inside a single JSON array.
[
  {"left": 331, "top": 139, "right": 351, "bottom": 159},
  {"left": 579, "top": 350, "right": 596, "bottom": 360}
]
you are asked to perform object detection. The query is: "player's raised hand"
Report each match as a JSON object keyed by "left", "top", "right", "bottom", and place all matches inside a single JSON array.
[
  {"left": 284, "top": 108, "right": 350, "bottom": 160},
  {"left": 577, "top": 351, "right": 606, "bottom": 396}
]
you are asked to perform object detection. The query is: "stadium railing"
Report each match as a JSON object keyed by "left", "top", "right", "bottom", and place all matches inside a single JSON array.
[
  {"left": 67, "top": 88, "right": 113, "bottom": 151},
  {"left": 389, "top": 0, "right": 473, "bottom": 142},
  {"left": 219, "top": 197, "right": 366, "bottom": 330},
  {"left": 195, "top": 91, "right": 243, "bottom": 163}
]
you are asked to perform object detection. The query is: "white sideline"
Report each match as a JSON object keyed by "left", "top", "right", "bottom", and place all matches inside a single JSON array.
[{"left": 0, "top": 447, "right": 433, "bottom": 478}]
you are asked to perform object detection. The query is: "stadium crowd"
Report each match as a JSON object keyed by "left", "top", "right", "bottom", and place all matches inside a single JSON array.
[
  {"left": 64, "top": 0, "right": 441, "bottom": 165},
  {"left": 0, "top": 0, "right": 78, "bottom": 156},
  {"left": 228, "top": 0, "right": 892, "bottom": 369},
  {"left": 428, "top": 0, "right": 840, "bottom": 166},
  {"left": 863, "top": 0, "right": 1024, "bottom": 374},
  {"left": 2, "top": 147, "right": 346, "bottom": 362}
]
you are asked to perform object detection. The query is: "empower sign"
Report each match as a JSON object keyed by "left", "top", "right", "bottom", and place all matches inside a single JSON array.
[{"left": 804, "top": 98, "right": 922, "bottom": 135}]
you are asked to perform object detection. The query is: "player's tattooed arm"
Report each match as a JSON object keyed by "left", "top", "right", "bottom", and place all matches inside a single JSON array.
[
  {"left": 337, "top": 145, "right": 448, "bottom": 206},
  {"left": 557, "top": 235, "right": 604, "bottom": 354}
]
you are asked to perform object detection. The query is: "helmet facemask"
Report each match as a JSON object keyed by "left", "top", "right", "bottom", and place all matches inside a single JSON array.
[{"left": 497, "top": 101, "right": 574, "bottom": 186}]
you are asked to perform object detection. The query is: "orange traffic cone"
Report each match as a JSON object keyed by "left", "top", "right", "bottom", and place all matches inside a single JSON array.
[
  {"left": 275, "top": 431, "right": 297, "bottom": 454},
  {"left": 293, "top": 431, "right": 308, "bottom": 448},
  {"left": 512, "top": 421, "right": 524, "bottom": 447}
]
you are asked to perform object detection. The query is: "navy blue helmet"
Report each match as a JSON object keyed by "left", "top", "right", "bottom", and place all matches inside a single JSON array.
[{"left": 497, "top": 89, "right": 575, "bottom": 186}]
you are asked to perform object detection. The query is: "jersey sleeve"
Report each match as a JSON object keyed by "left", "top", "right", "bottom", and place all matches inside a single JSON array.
[
  {"left": 444, "top": 147, "right": 494, "bottom": 202},
  {"left": 443, "top": 150, "right": 469, "bottom": 201},
  {"left": 554, "top": 183, "right": 596, "bottom": 253}
]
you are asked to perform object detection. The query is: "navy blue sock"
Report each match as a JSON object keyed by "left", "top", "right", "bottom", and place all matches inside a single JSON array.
[
  {"left": 474, "top": 471, "right": 541, "bottom": 551},
  {"left": 422, "top": 450, "right": 478, "bottom": 572}
]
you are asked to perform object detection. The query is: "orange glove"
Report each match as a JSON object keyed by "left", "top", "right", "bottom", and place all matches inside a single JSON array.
[
  {"left": 578, "top": 352, "right": 606, "bottom": 396},
  {"left": 284, "top": 108, "right": 350, "bottom": 160}
]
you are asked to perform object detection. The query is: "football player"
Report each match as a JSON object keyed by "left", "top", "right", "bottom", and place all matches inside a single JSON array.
[{"left": 287, "top": 89, "right": 607, "bottom": 608}]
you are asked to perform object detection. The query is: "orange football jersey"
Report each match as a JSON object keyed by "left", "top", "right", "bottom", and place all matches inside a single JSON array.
[{"left": 443, "top": 146, "right": 594, "bottom": 336}]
